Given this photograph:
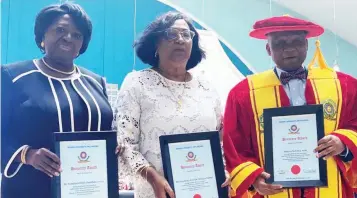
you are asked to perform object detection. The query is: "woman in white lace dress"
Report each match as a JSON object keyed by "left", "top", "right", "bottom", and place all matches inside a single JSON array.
[{"left": 113, "top": 12, "right": 228, "bottom": 198}]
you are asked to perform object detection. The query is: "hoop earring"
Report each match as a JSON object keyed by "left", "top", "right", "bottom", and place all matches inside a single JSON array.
[{"left": 155, "top": 51, "right": 158, "bottom": 58}]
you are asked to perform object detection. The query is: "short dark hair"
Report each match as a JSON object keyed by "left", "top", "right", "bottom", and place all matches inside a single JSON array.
[
  {"left": 134, "top": 11, "right": 206, "bottom": 70},
  {"left": 34, "top": 3, "right": 92, "bottom": 55}
]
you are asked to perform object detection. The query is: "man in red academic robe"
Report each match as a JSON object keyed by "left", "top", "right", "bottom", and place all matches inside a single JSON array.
[{"left": 223, "top": 15, "right": 357, "bottom": 198}]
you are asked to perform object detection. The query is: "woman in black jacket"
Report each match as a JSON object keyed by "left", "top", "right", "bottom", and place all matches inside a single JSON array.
[{"left": 1, "top": 3, "right": 114, "bottom": 197}]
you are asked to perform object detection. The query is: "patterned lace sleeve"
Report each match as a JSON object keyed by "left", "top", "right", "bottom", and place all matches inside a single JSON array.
[
  {"left": 214, "top": 97, "right": 223, "bottom": 132},
  {"left": 209, "top": 86, "right": 226, "bottom": 169},
  {"left": 112, "top": 72, "right": 150, "bottom": 175}
]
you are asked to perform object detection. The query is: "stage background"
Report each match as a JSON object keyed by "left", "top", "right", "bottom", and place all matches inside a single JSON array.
[{"left": 1, "top": 0, "right": 356, "bottom": 87}]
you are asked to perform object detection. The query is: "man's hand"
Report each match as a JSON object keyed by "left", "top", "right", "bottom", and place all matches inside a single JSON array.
[
  {"left": 252, "top": 172, "right": 283, "bottom": 196},
  {"left": 314, "top": 135, "right": 345, "bottom": 160}
]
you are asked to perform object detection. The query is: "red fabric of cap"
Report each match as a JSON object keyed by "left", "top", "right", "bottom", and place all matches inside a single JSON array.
[{"left": 249, "top": 15, "right": 324, "bottom": 39}]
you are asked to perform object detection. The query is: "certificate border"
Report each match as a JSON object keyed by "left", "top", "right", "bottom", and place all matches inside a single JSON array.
[
  {"left": 52, "top": 131, "right": 119, "bottom": 198},
  {"left": 159, "top": 131, "right": 228, "bottom": 198},
  {"left": 264, "top": 104, "right": 328, "bottom": 188}
]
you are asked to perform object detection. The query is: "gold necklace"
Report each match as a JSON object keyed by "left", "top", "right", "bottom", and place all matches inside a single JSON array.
[{"left": 162, "top": 72, "right": 187, "bottom": 110}]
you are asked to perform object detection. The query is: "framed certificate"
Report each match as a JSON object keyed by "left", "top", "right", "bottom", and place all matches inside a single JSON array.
[
  {"left": 52, "top": 131, "right": 119, "bottom": 198},
  {"left": 264, "top": 105, "right": 327, "bottom": 188},
  {"left": 160, "top": 131, "right": 228, "bottom": 198}
]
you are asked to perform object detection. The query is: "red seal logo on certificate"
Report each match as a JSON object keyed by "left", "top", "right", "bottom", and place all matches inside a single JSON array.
[
  {"left": 78, "top": 151, "right": 90, "bottom": 163},
  {"left": 80, "top": 152, "right": 87, "bottom": 159},
  {"left": 288, "top": 125, "right": 300, "bottom": 134},
  {"left": 193, "top": 194, "right": 201, "bottom": 198},
  {"left": 186, "top": 151, "right": 197, "bottom": 162},
  {"left": 291, "top": 165, "right": 301, "bottom": 175}
]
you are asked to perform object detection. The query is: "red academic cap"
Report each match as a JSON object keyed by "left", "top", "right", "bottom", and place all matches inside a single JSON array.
[{"left": 249, "top": 15, "right": 325, "bottom": 39}]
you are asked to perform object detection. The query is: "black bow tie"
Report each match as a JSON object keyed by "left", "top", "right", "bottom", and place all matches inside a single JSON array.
[{"left": 279, "top": 67, "right": 307, "bottom": 85}]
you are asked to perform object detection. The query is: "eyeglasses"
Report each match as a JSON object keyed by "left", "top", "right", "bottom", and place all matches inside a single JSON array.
[{"left": 161, "top": 28, "right": 195, "bottom": 42}]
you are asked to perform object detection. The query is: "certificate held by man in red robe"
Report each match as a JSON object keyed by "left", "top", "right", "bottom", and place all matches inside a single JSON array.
[{"left": 263, "top": 104, "right": 327, "bottom": 188}]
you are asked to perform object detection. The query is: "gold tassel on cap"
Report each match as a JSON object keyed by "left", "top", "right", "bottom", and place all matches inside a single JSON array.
[{"left": 307, "top": 40, "right": 332, "bottom": 71}]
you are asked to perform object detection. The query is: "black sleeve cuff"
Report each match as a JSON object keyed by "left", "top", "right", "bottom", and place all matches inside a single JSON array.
[{"left": 341, "top": 150, "right": 354, "bottom": 162}]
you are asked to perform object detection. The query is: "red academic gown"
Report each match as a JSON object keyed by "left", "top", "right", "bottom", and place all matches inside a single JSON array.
[{"left": 223, "top": 68, "right": 357, "bottom": 198}]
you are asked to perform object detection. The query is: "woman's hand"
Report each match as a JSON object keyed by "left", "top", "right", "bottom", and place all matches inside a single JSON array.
[
  {"left": 115, "top": 142, "right": 125, "bottom": 156},
  {"left": 145, "top": 167, "right": 175, "bottom": 198},
  {"left": 26, "top": 148, "right": 62, "bottom": 177},
  {"left": 221, "top": 170, "right": 231, "bottom": 195}
]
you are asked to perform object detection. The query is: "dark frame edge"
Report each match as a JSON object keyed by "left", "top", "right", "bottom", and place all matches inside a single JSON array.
[
  {"left": 264, "top": 105, "right": 328, "bottom": 187},
  {"left": 52, "top": 131, "right": 119, "bottom": 198},
  {"left": 159, "top": 131, "right": 228, "bottom": 198}
]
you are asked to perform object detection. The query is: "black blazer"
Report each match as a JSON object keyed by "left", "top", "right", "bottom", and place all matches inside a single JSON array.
[{"left": 1, "top": 60, "right": 113, "bottom": 198}]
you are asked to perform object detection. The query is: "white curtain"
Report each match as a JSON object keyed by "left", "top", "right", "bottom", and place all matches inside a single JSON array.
[{"left": 190, "top": 29, "right": 246, "bottom": 110}]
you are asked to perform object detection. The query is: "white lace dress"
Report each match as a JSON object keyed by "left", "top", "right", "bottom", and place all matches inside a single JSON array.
[{"left": 113, "top": 69, "right": 222, "bottom": 198}]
